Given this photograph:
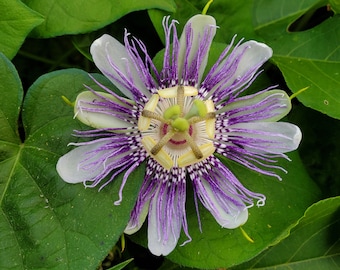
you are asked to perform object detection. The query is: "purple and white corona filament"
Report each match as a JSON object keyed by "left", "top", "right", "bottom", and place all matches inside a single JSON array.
[{"left": 57, "top": 14, "right": 302, "bottom": 256}]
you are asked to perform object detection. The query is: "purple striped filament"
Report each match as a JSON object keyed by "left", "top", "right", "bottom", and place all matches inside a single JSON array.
[{"left": 57, "top": 14, "right": 302, "bottom": 256}]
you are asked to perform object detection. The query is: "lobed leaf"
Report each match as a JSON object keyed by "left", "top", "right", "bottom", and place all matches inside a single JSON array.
[{"left": 253, "top": 0, "right": 340, "bottom": 119}]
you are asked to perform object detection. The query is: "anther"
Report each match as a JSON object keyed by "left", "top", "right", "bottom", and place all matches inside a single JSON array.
[
  {"left": 205, "top": 99, "right": 216, "bottom": 139},
  {"left": 177, "top": 142, "right": 216, "bottom": 168},
  {"left": 141, "top": 136, "right": 173, "bottom": 170},
  {"left": 138, "top": 94, "right": 159, "bottom": 131},
  {"left": 158, "top": 86, "right": 198, "bottom": 98}
]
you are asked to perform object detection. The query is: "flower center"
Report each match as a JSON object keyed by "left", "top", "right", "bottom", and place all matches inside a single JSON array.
[{"left": 138, "top": 85, "right": 216, "bottom": 170}]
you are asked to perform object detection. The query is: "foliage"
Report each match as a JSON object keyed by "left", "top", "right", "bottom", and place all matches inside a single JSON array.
[{"left": 0, "top": 0, "right": 339, "bottom": 269}]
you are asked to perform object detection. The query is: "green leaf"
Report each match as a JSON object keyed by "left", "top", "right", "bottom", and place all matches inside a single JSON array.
[
  {"left": 0, "top": 53, "right": 23, "bottom": 144},
  {"left": 289, "top": 105, "right": 340, "bottom": 197},
  {"left": 148, "top": 0, "right": 259, "bottom": 45},
  {"left": 157, "top": 259, "right": 193, "bottom": 270},
  {"left": 0, "top": 53, "right": 23, "bottom": 269},
  {"left": 232, "top": 196, "right": 340, "bottom": 269},
  {"left": 0, "top": 67, "right": 145, "bottom": 269},
  {"left": 22, "top": 0, "right": 176, "bottom": 38},
  {"left": 107, "top": 258, "right": 134, "bottom": 270},
  {"left": 253, "top": 0, "right": 340, "bottom": 119},
  {"left": 131, "top": 152, "right": 321, "bottom": 269},
  {"left": 0, "top": 0, "right": 44, "bottom": 59},
  {"left": 253, "top": 0, "right": 327, "bottom": 37},
  {"left": 330, "top": 0, "right": 340, "bottom": 13},
  {"left": 163, "top": 152, "right": 321, "bottom": 268}
]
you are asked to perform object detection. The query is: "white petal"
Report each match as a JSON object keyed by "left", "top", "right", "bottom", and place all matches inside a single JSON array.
[
  {"left": 219, "top": 90, "right": 292, "bottom": 122},
  {"left": 211, "top": 40, "right": 272, "bottom": 94},
  {"left": 56, "top": 141, "right": 108, "bottom": 183},
  {"left": 90, "top": 34, "right": 149, "bottom": 99},
  {"left": 198, "top": 179, "right": 248, "bottom": 229},
  {"left": 147, "top": 187, "right": 181, "bottom": 256},
  {"left": 75, "top": 91, "right": 133, "bottom": 130},
  {"left": 178, "top": 14, "right": 216, "bottom": 84},
  {"left": 229, "top": 122, "right": 302, "bottom": 154},
  {"left": 124, "top": 201, "right": 150, "bottom": 235},
  {"left": 232, "top": 40, "right": 272, "bottom": 79}
]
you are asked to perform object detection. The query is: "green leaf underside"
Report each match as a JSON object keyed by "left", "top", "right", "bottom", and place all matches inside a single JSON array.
[
  {"left": 22, "top": 0, "right": 176, "bottom": 38},
  {"left": 253, "top": 0, "right": 340, "bottom": 119},
  {"left": 0, "top": 67, "right": 144, "bottom": 269},
  {"left": 233, "top": 197, "right": 340, "bottom": 270},
  {"left": 0, "top": 0, "right": 44, "bottom": 59}
]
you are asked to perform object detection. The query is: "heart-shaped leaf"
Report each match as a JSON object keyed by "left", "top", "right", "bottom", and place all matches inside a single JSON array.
[{"left": 0, "top": 57, "right": 144, "bottom": 269}]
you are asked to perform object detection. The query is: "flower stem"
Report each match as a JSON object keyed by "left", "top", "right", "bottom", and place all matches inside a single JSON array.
[
  {"left": 289, "top": 86, "right": 309, "bottom": 100},
  {"left": 61, "top": 96, "right": 75, "bottom": 107},
  {"left": 202, "top": 0, "right": 213, "bottom": 15},
  {"left": 240, "top": 226, "right": 254, "bottom": 243}
]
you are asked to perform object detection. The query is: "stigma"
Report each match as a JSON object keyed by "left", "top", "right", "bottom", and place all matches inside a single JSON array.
[{"left": 138, "top": 85, "right": 216, "bottom": 170}]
